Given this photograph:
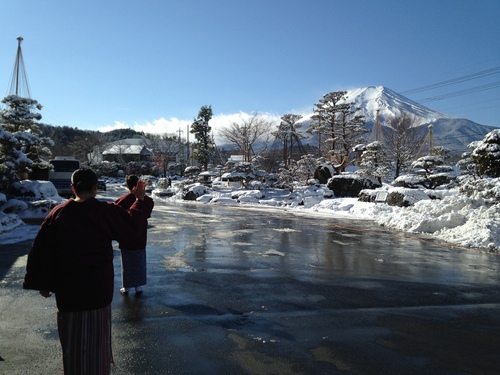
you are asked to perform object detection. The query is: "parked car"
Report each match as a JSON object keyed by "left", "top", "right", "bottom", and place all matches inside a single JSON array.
[{"left": 97, "top": 179, "right": 107, "bottom": 191}]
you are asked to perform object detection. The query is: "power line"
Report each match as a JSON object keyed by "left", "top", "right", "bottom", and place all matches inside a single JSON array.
[
  {"left": 401, "top": 66, "right": 500, "bottom": 95},
  {"left": 295, "top": 64, "right": 500, "bottom": 120},
  {"left": 417, "top": 81, "right": 500, "bottom": 103},
  {"left": 435, "top": 98, "right": 500, "bottom": 119}
]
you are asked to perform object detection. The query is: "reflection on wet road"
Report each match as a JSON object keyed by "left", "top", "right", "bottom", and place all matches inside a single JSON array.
[
  {"left": 2, "top": 199, "right": 500, "bottom": 374},
  {"left": 149, "top": 202, "right": 499, "bottom": 286},
  {"left": 108, "top": 201, "right": 500, "bottom": 374},
  {"left": 106, "top": 203, "right": 500, "bottom": 375}
]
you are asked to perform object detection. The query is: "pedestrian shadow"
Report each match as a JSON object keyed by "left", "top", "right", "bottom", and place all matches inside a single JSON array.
[
  {"left": 116, "top": 293, "right": 148, "bottom": 323},
  {"left": 170, "top": 303, "right": 295, "bottom": 341},
  {"left": 0, "top": 240, "right": 32, "bottom": 281}
]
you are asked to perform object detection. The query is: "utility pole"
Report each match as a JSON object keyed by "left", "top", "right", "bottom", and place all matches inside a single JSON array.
[
  {"left": 186, "top": 124, "right": 190, "bottom": 166},
  {"left": 428, "top": 124, "right": 433, "bottom": 155},
  {"left": 374, "top": 108, "right": 380, "bottom": 142},
  {"left": 175, "top": 127, "right": 184, "bottom": 168}
]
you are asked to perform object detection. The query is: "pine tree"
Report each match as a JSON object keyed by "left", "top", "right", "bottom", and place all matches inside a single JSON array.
[
  {"left": 296, "top": 154, "right": 319, "bottom": 183},
  {"left": 337, "top": 106, "right": 368, "bottom": 157},
  {"left": 404, "top": 154, "right": 455, "bottom": 189},
  {"left": 357, "top": 141, "right": 391, "bottom": 183},
  {"left": 307, "top": 114, "right": 327, "bottom": 157},
  {"left": 311, "top": 91, "right": 347, "bottom": 162},
  {"left": 0, "top": 95, "right": 53, "bottom": 185},
  {"left": 273, "top": 114, "right": 304, "bottom": 169},
  {"left": 0, "top": 125, "right": 27, "bottom": 192},
  {"left": 471, "top": 129, "right": 500, "bottom": 178},
  {"left": 310, "top": 91, "right": 366, "bottom": 169},
  {"left": 190, "top": 105, "right": 214, "bottom": 171}
]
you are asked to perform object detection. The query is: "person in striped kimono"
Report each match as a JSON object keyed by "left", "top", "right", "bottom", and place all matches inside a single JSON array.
[
  {"left": 115, "top": 175, "right": 154, "bottom": 295},
  {"left": 23, "top": 168, "right": 151, "bottom": 374}
]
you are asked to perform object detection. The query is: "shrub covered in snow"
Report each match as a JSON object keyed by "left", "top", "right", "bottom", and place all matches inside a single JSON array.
[
  {"left": 386, "top": 187, "right": 430, "bottom": 207},
  {"left": 327, "top": 174, "right": 381, "bottom": 197},
  {"left": 460, "top": 177, "right": 500, "bottom": 203},
  {"left": 182, "top": 183, "right": 210, "bottom": 200},
  {"left": 9, "top": 180, "right": 61, "bottom": 201},
  {"left": 470, "top": 129, "right": 500, "bottom": 178},
  {"left": 0, "top": 210, "right": 23, "bottom": 234},
  {"left": 396, "top": 155, "right": 458, "bottom": 189},
  {"left": 92, "top": 161, "right": 122, "bottom": 178},
  {"left": 0, "top": 180, "right": 65, "bottom": 233},
  {"left": 231, "top": 190, "right": 265, "bottom": 200}
]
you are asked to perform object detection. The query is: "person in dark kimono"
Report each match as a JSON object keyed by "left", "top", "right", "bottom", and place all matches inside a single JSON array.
[
  {"left": 23, "top": 168, "right": 151, "bottom": 375},
  {"left": 115, "top": 175, "right": 154, "bottom": 295}
]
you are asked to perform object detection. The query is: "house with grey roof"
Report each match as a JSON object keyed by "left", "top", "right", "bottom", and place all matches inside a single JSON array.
[{"left": 102, "top": 137, "right": 152, "bottom": 162}]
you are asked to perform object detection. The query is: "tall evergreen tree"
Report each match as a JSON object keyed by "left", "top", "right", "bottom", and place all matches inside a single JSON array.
[
  {"left": 296, "top": 154, "right": 319, "bottom": 183},
  {"left": 307, "top": 115, "right": 332, "bottom": 158},
  {"left": 310, "top": 91, "right": 366, "bottom": 170},
  {"left": 311, "top": 91, "right": 347, "bottom": 163},
  {"left": 357, "top": 141, "right": 391, "bottom": 183},
  {"left": 337, "top": 105, "right": 368, "bottom": 159},
  {"left": 273, "top": 114, "right": 304, "bottom": 169},
  {"left": 0, "top": 125, "right": 27, "bottom": 192},
  {"left": 190, "top": 105, "right": 214, "bottom": 171},
  {"left": 468, "top": 129, "right": 500, "bottom": 178},
  {"left": 0, "top": 95, "right": 53, "bottom": 183}
]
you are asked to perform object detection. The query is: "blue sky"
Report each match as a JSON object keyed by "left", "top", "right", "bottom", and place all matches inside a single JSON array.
[{"left": 1, "top": 0, "right": 499, "bottom": 138}]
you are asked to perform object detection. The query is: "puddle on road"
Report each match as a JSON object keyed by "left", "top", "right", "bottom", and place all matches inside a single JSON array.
[
  {"left": 262, "top": 249, "right": 286, "bottom": 257},
  {"left": 232, "top": 242, "right": 254, "bottom": 246},
  {"left": 163, "top": 249, "right": 194, "bottom": 271},
  {"left": 272, "top": 228, "right": 301, "bottom": 233}
]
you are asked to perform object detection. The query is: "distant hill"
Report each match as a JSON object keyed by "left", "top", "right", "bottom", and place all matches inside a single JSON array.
[{"left": 39, "top": 124, "right": 144, "bottom": 159}]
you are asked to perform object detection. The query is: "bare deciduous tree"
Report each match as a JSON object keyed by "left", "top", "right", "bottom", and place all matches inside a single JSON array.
[
  {"left": 382, "top": 113, "right": 426, "bottom": 179},
  {"left": 218, "top": 113, "right": 273, "bottom": 162},
  {"left": 70, "top": 132, "right": 104, "bottom": 165},
  {"left": 146, "top": 133, "right": 180, "bottom": 177}
]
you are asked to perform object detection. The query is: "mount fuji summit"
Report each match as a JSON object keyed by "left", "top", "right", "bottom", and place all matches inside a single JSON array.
[{"left": 303, "top": 86, "right": 496, "bottom": 153}]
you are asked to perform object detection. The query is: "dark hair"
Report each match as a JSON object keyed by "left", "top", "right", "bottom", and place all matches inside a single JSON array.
[
  {"left": 126, "top": 175, "right": 139, "bottom": 190},
  {"left": 71, "top": 168, "right": 98, "bottom": 193}
]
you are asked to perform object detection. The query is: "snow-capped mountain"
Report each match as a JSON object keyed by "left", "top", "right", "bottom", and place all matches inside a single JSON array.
[
  {"left": 301, "top": 86, "right": 496, "bottom": 153},
  {"left": 343, "top": 86, "right": 450, "bottom": 125}
]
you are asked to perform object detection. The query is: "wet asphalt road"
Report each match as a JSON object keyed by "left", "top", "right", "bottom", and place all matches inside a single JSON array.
[{"left": 1, "top": 196, "right": 500, "bottom": 375}]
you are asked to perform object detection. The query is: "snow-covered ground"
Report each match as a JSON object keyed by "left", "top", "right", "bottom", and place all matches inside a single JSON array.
[{"left": 1, "top": 178, "right": 498, "bottom": 253}]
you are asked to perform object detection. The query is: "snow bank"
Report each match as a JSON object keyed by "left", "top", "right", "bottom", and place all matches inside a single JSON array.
[
  {"left": 188, "top": 183, "right": 500, "bottom": 252},
  {"left": 0, "top": 180, "right": 65, "bottom": 234},
  {"left": 1, "top": 179, "right": 499, "bottom": 252}
]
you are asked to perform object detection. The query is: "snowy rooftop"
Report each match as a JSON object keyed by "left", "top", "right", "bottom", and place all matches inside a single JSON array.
[{"left": 102, "top": 144, "right": 150, "bottom": 155}]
